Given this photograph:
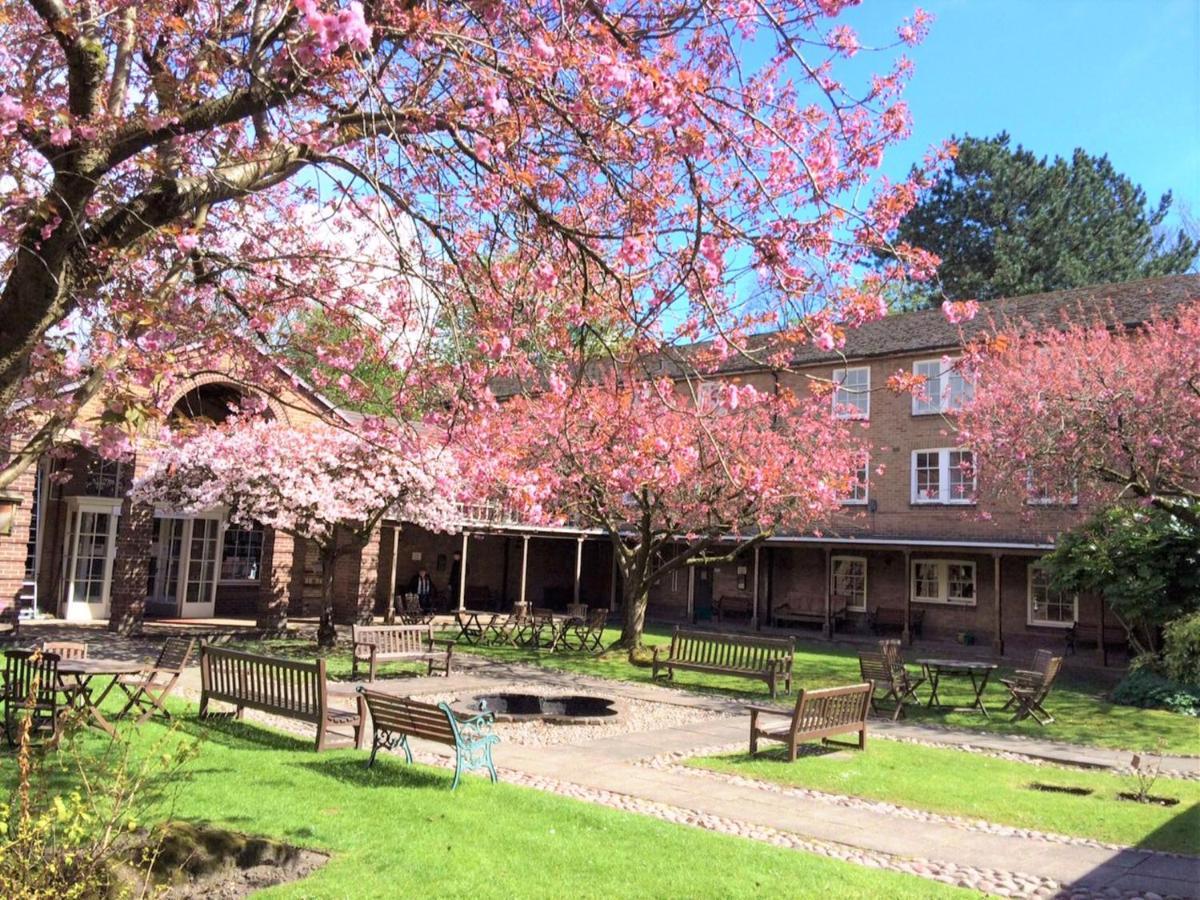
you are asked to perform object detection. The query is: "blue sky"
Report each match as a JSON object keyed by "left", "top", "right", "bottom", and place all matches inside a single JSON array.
[{"left": 845, "top": 0, "right": 1200, "bottom": 229}]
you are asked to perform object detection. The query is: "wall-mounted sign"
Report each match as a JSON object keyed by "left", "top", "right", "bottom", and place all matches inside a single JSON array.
[{"left": 411, "top": 551, "right": 423, "bottom": 562}]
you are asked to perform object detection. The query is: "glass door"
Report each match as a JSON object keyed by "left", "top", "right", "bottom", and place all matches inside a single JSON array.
[
  {"left": 152, "top": 516, "right": 221, "bottom": 617},
  {"left": 62, "top": 502, "right": 120, "bottom": 622},
  {"left": 183, "top": 518, "right": 220, "bottom": 617}
]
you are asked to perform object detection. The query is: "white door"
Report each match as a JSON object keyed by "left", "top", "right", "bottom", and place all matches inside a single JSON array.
[
  {"left": 63, "top": 505, "right": 119, "bottom": 622},
  {"left": 181, "top": 518, "right": 220, "bottom": 618}
]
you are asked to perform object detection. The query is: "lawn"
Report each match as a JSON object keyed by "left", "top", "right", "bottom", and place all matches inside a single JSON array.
[
  {"left": 689, "top": 739, "right": 1200, "bottom": 855},
  {"left": 241, "top": 626, "right": 1200, "bottom": 755},
  {"left": 2, "top": 708, "right": 971, "bottom": 899}
]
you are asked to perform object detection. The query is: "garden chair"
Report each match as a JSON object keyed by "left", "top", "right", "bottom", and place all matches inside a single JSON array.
[
  {"left": 879, "top": 639, "right": 926, "bottom": 705},
  {"left": 1000, "top": 652, "right": 1062, "bottom": 725},
  {"left": 115, "top": 637, "right": 196, "bottom": 724},
  {"left": 527, "top": 609, "right": 563, "bottom": 650},
  {"left": 560, "top": 608, "right": 608, "bottom": 652},
  {"left": 858, "top": 650, "right": 919, "bottom": 721},
  {"left": 3, "top": 650, "right": 66, "bottom": 746},
  {"left": 41, "top": 641, "right": 88, "bottom": 660}
]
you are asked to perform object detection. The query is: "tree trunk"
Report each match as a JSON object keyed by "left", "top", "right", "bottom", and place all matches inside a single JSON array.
[
  {"left": 316, "top": 545, "right": 338, "bottom": 649},
  {"left": 612, "top": 581, "right": 649, "bottom": 652}
]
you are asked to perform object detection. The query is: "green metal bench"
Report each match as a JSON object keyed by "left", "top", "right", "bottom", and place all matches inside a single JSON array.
[{"left": 357, "top": 688, "right": 499, "bottom": 790}]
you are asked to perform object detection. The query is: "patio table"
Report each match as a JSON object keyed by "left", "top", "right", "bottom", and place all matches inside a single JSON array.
[
  {"left": 454, "top": 610, "right": 497, "bottom": 645},
  {"left": 57, "top": 658, "right": 145, "bottom": 736},
  {"left": 916, "top": 658, "right": 998, "bottom": 718}
]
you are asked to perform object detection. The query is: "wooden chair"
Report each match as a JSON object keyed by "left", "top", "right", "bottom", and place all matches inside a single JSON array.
[
  {"left": 1000, "top": 652, "right": 1063, "bottom": 725},
  {"left": 878, "top": 639, "right": 926, "bottom": 705},
  {"left": 560, "top": 608, "right": 608, "bottom": 652},
  {"left": 0, "top": 606, "right": 19, "bottom": 643},
  {"left": 3, "top": 650, "right": 64, "bottom": 746},
  {"left": 858, "top": 650, "right": 920, "bottom": 721},
  {"left": 747, "top": 682, "right": 873, "bottom": 761},
  {"left": 115, "top": 637, "right": 196, "bottom": 724},
  {"left": 41, "top": 641, "right": 88, "bottom": 660}
]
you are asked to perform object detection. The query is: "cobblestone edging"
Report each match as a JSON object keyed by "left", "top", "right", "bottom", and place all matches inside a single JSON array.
[{"left": 645, "top": 742, "right": 1199, "bottom": 860}]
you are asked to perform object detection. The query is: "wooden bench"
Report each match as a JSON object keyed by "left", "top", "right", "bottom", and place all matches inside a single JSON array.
[
  {"left": 747, "top": 682, "right": 873, "bottom": 761},
  {"left": 652, "top": 628, "right": 795, "bottom": 698},
  {"left": 357, "top": 688, "right": 499, "bottom": 790},
  {"left": 771, "top": 595, "right": 848, "bottom": 629},
  {"left": 350, "top": 624, "right": 453, "bottom": 681},
  {"left": 716, "top": 594, "right": 753, "bottom": 624},
  {"left": 199, "top": 646, "right": 366, "bottom": 753},
  {"left": 1065, "top": 622, "right": 1128, "bottom": 658},
  {"left": 869, "top": 606, "right": 924, "bottom": 637}
]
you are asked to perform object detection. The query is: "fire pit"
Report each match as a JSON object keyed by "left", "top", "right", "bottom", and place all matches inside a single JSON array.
[{"left": 460, "top": 693, "right": 618, "bottom": 725}]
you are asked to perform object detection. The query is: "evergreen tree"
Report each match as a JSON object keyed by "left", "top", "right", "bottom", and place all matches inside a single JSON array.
[{"left": 889, "top": 133, "right": 1198, "bottom": 302}]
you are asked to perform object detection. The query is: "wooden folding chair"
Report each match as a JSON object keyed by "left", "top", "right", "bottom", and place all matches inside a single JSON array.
[
  {"left": 41, "top": 641, "right": 88, "bottom": 660},
  {"left": 115, "top": 637, "right": 196, "bottom": 724},
  {"left": 858, "top": 650, "right": 920, "bottom": 721},
  {"left": 561, "top": 608, "right": 608, "bottom": 652},
  {"left": 878, "top": 639, "right": 926, "bottom": 705},
  {"left": 1000, "top": 652, "right": 1062, "bottom": 725}
]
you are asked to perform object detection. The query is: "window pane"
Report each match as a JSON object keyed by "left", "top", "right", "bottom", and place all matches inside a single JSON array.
[
  {"left": 833, "top": 367, "right": 870, "bottom": 419},
  {"left": 948, "top": 450, "right": 976, "bottom": 502},
  {"left": 832, "top": 558, "right": 867, "bottom": 609},
  {"left": 915, "top": 451, "right": 940, "bottom": 501},
  {"left": 222, "top": 524, "right": 264, "bottom": 581},
  {"left": 946, "top": 564, "right": 975, "bottom": 602},
  {"left": 914, "top": 562, "right": 940, "bottom": 601},
  {"left": 913, "top": 361, "right": 942, "bottom": 414}
]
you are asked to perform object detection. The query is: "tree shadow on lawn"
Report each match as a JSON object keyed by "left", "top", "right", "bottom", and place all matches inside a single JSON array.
[{"left": 293, "top": 756, "right": 461, "bottom": 792}]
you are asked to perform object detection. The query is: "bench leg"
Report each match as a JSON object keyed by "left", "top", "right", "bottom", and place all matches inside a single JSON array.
[
  {"left": 451, "top": 751, "right": 463, "bottom": 791},
  {"left": 236, "top": 705, "right": 245, "bottom": 720},
  {"left": 768, "top": 673, "right": 777, "bottom": 699},
  {"left": 787, "top": 740, "right": 798, "bottom": 763},
  {"left": 198, "top": 694, "right": 209, "bottom": 719},
  {"left": 399, "top": 734, "right": 414, "bottom": 764}
]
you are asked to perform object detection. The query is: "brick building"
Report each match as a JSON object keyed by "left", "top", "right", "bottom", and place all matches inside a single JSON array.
[{"left": 0, "top": 275, "right": 1195, "bottom": 652}]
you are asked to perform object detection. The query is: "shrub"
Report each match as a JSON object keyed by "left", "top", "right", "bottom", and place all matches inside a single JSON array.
[
  {"left": 1112, "top": 667, "right": 1200, "bottom": 717},
  {"left": 1161, "top": 613, "right": 1200, "bottom": 687}
]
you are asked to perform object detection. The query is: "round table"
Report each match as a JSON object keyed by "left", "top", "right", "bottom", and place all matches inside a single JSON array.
[
  {"left": 58, "top": 658, "right": 144, "bottom": 735},
  {"left": 916, "top": 658, "right": 998, "bottom": 717}
]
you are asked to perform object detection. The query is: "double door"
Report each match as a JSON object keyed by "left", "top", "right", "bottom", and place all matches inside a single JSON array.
[{"left": 153, "top": 517, "right": 222, "bottom": 618}]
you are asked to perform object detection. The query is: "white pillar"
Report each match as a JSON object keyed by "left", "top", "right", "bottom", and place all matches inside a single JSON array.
[
  {"left": 386, "top": 526, "right": 400, "bottom": 620},
  {"left": 458, "top": 530, "right": 469, "bottom": 611},
  {"left": 751, "top": 545, "right": 760, "bottom": 630},
  {"left": 519, "top": 535, "right": 530, "bottom": 608},
  {"left": 574, "top": 536, "right": 584, "bottom": 605}
]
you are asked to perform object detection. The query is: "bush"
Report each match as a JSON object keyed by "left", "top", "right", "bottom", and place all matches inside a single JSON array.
[
  {"left": 1161, "top": 612, "right": 1200, "bottom": 686},
  {"left": 1112, "top": 667, "right": 1200, "bottom": 717}
]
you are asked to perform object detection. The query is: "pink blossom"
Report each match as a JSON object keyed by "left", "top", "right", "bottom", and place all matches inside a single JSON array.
[
  {"left": 176, "top": 233, "right": 200, "bottom": 253},
  {"left": 534, "top": 261, "right": 558, "bottom": 292},
  {"left": 532, "top": 35, "right": 556, "bottom": 61},
  {"left": 50, "top": 126, "right": 72, "bottom": 146},
  {"left": 0, "top": 96, "right": 22, "bottom": 119},
  {"left": 482, "top": 84, "right": 511, "bottom": 116},
  {"left": 941, "top": 299, "right": 979, "bottom": 324}
]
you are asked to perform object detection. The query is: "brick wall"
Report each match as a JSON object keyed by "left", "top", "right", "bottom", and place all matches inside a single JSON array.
[{"left": 0, "top": 460, "right": 36, "bottom": 616}]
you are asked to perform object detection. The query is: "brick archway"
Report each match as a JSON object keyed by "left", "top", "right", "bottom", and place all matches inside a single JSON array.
[{"left": 166, "top": 372, "right": 292, "bottom": 425}]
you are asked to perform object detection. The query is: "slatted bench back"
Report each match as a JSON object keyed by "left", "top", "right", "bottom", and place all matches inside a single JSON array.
[
  {"left": 792, "top": 683, "right": 872, "bottom": 736},
  {"left": 352, "top": 624, "right": 432, "bottom": 657},
  {"left": 359, "top": 690, "right": 458, "bottom": 747},
  {"left": 200, "top": 645, "right": 326, "bottom": 724},
  {"left": 669, "top": 628, "right": 793, "bottom": 673}
]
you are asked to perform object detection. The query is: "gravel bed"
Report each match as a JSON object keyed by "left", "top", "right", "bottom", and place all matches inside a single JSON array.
[{"left": 407, "top": 685, "right": 724, "bottom": 746}]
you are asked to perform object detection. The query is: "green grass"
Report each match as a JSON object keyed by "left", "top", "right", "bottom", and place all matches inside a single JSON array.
[
  {"left": 3, "top": 710, "right": 971, "bottom": 899},
  {"left": 689, "top": 739, "right": 1200, "bottom": 855},
  {"left": 232, "top": 625, "right": 1200, "bottom": 753}
]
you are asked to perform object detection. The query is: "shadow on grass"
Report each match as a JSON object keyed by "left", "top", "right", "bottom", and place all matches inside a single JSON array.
[
  {"left": 294, "top": 756, "right": 454, "bottom": 791},
  {"left": 175, "top": 715, "right": 316, "bottom": 754},
  {"left": 728, "top": 744, "right": 854, "bottom": 764}
]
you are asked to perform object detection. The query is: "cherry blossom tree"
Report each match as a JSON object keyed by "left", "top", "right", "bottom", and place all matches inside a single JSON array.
[
  {"left": 957, "top": 302, "right": 1200, "bottom": 528},
  {"left": 469, "top": 373, "right": 865, "bottom": 649},
  {"left": 133, "top": 417, "right": 460, "bottom": 645},
  {"left": 0, "top": 0, "right": 942, "bottom": 488}
]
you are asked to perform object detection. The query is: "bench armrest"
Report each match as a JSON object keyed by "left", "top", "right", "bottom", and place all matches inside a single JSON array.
[
  {"left": 652, "top": 645, "right": 665, "bottom": 661},
  {"left": 352, "top": 641, "right": 377, "bottom": 662}
]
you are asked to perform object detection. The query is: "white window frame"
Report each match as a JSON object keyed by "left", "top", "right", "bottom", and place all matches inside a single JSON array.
[
  {"left": 832, "top": 366, "right": 870, "bottom": 420},
  {"left": 1024, "top": 469, "right": 1080, "bottom": 507},
  {"left": 911, "top": 448, "right": 976, "bottom": 505},
  {"left": 831, "top": 555, "right": 868, "bottom": 611},
  {"left": 911, "top": 559, "right": 977, "bottom": 606},
  {"left": 220, "top": 523, "right": 264, "bottom": 583},
  {"left": 911, "top": 357, "right": 975, "bottom": 415},
  {"left": 1027, "top": 563, "right": 1077, "bottom": 627},
  {"left": 842, "top": 456, "right": 869, "bottom": 506}
]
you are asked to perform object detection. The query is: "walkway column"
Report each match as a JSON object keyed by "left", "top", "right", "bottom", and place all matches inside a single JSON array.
[
  {"left": 384, "top": 526, "right": 400, "bottom": 623},
  {"left": 902, "top": 549, "right": 913, "bottom": 645},
  {"left": 822, "top": 546, "right": 832, "bottom": 639},
  {"left": 609, "top": 544, "right": 618, "bottom": 611},
  {"left": 751, "top": 545, "right": 760, "bottom": 631},
  {"left": 518, "top": 535, "right": 529, "bottom": 609},
  {"left": 573, "top": 536, "right": 584, "bottom": 605},
  {"left": 992, "top": 552, "right": 1004, "bottom": 655},
  {"left": 458, "top": 530, "right": 468, "bottom": 611}
]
